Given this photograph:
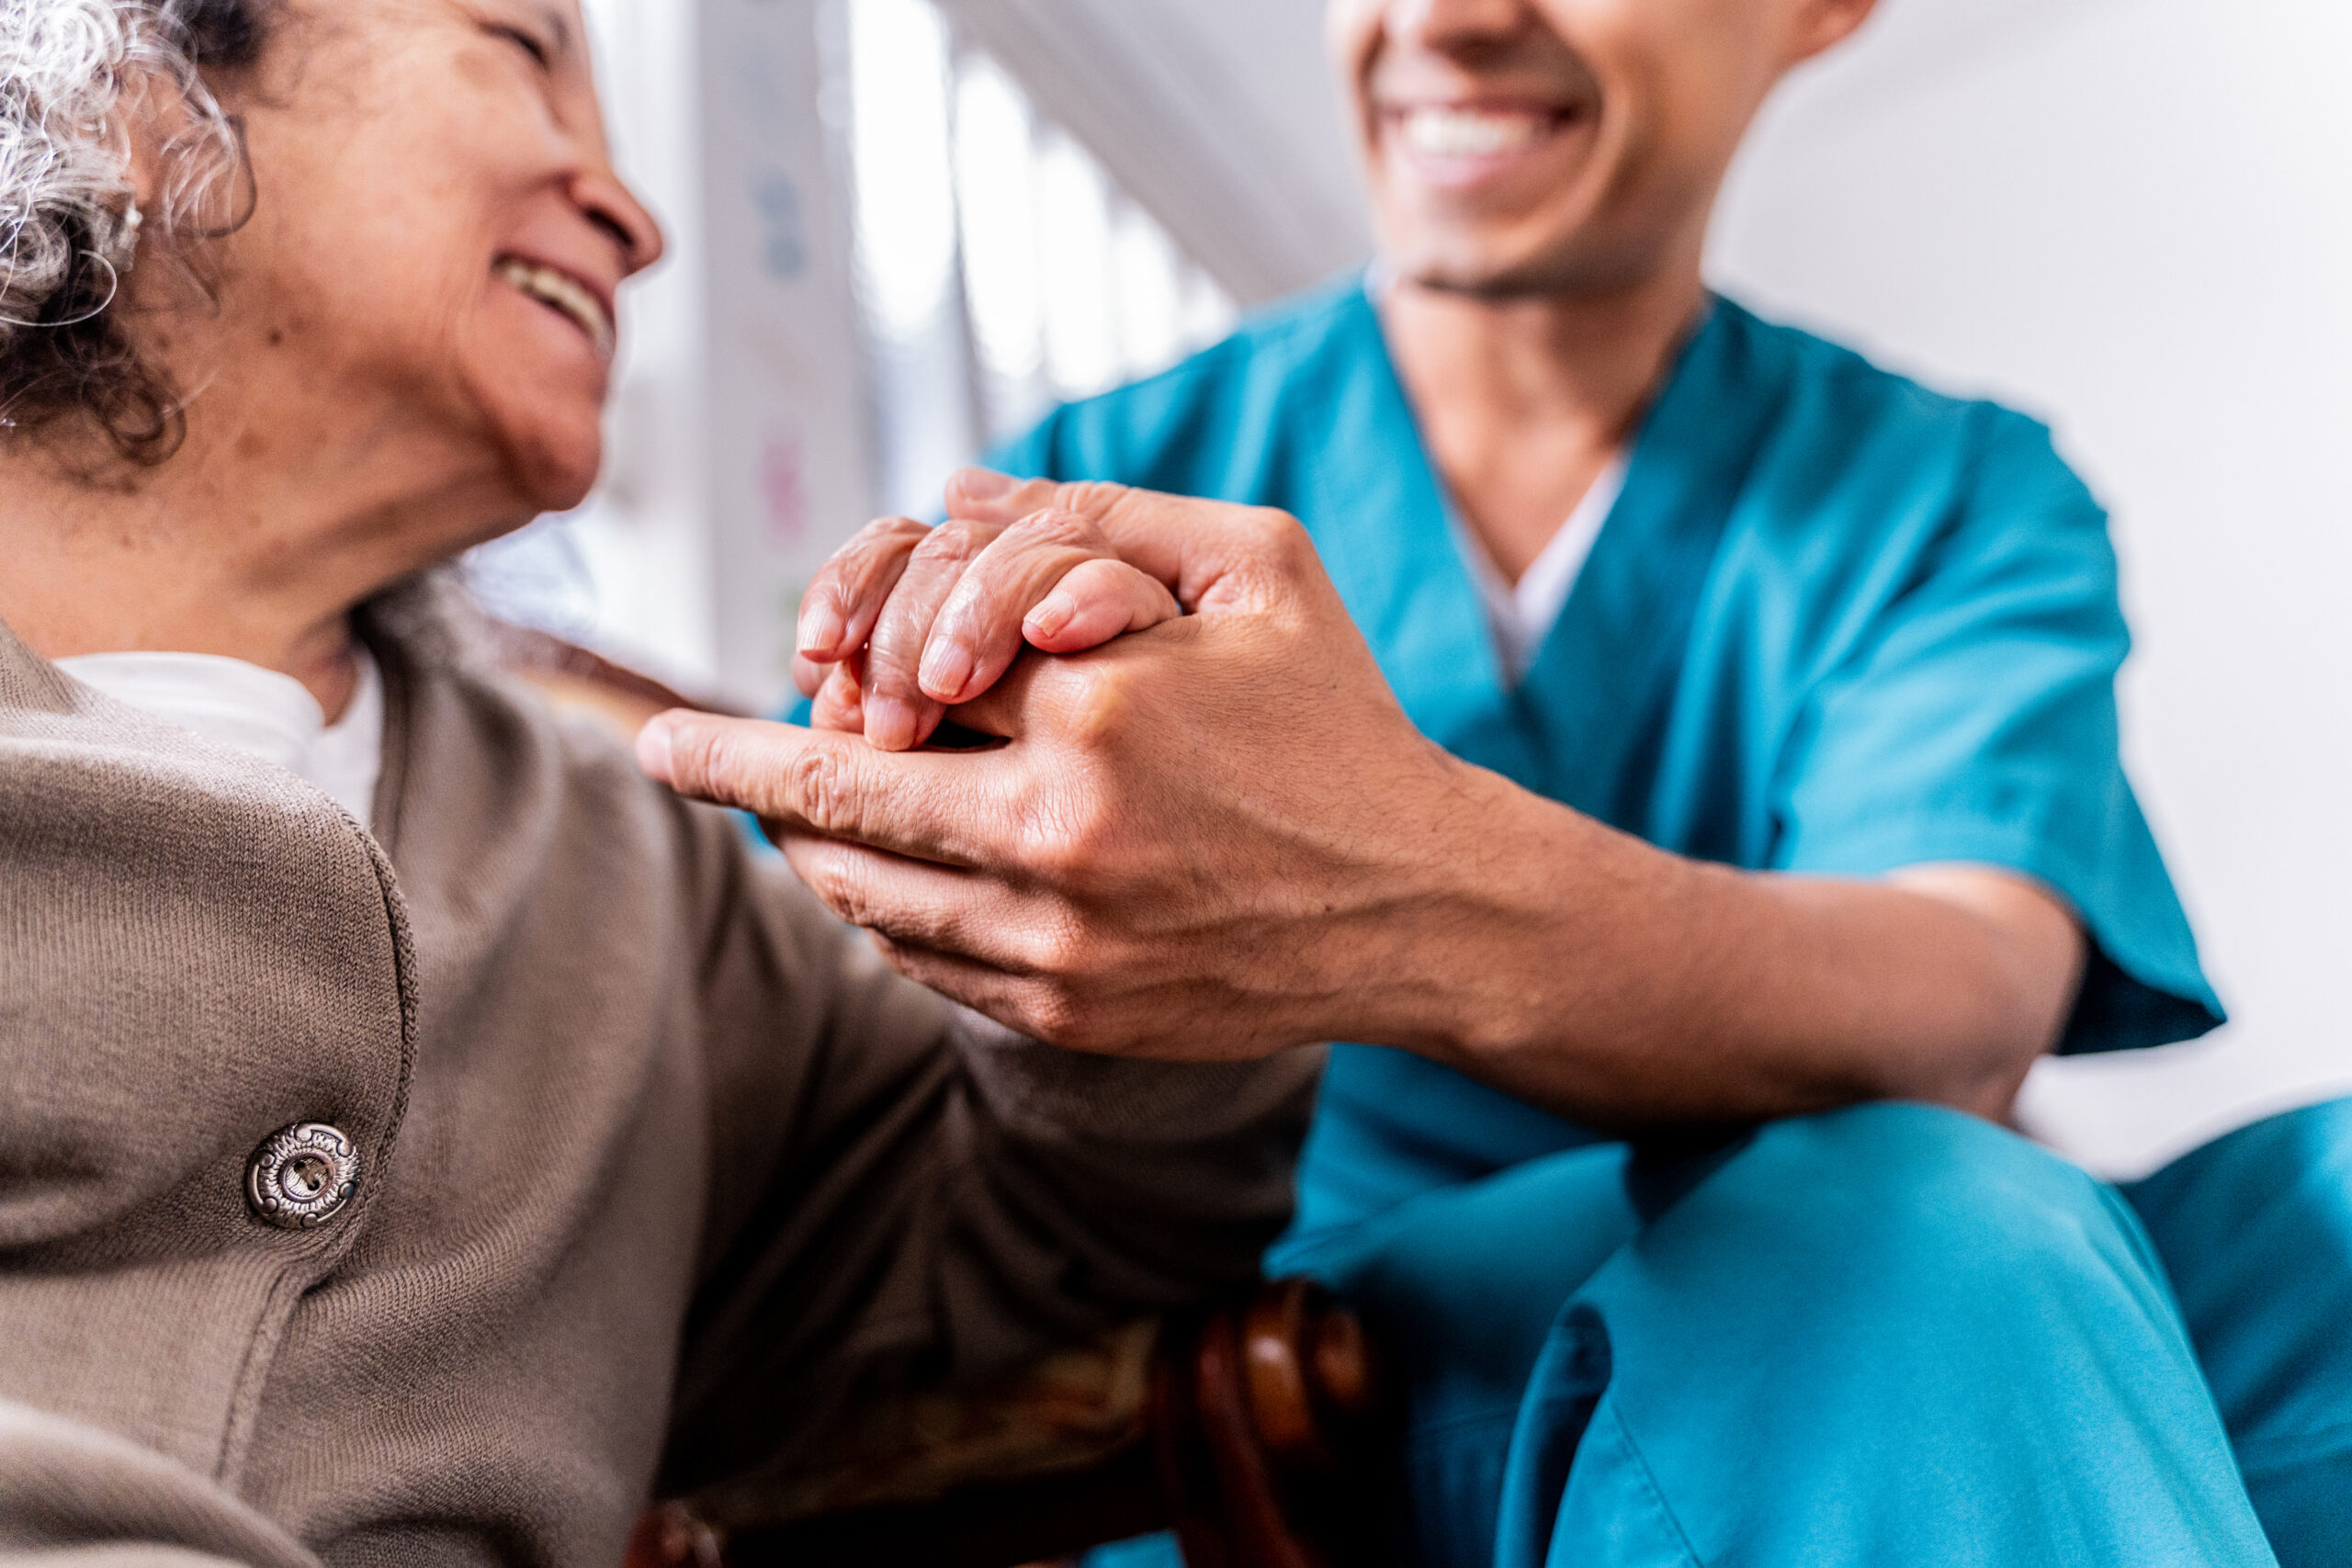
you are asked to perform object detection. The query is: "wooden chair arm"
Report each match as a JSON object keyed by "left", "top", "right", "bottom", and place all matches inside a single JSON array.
[{"left": 628, "top": 1280, "right": 1396, "bottom": 1568}]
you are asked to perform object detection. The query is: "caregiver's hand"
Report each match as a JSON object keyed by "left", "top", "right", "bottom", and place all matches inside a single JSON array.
[
  {"left": 644, "top": 481, "right": 1490, "bottom": 1062},
  {"left": 643, "top": 476, "right": 2081, "bottom": 1123},
  {"left": 793, "top": 472, "right": 1189, "bottom": 750}
]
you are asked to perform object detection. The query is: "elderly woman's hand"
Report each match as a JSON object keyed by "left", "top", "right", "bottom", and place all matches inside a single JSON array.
[{"left": 793, "top": 470, "right": 1187, "bottom": 749}]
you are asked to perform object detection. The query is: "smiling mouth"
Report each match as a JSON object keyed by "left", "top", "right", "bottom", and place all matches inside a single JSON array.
[
  {"left": 494, "top": 256, "right": 616, "bottom": 361},
  {"left": 1386, "top": 104, "right": 1580, "bottom": 161}
]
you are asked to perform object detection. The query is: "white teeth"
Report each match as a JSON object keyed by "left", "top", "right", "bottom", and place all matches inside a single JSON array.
[
  {"left": 1396, "top": 107, "right": 1550, "bottom": 159},
  {"left": 495, "top": 257, "right": 615, "bottom": 359}
]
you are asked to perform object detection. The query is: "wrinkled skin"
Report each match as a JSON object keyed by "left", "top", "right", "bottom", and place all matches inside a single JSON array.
[{"left": 0, "top": 0, "right": 662, "bottom": 715}]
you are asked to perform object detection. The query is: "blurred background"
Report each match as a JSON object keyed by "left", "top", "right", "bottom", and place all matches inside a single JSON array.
[{"left": 470, "top": 0, "right": 2352, "bottom": 1179}]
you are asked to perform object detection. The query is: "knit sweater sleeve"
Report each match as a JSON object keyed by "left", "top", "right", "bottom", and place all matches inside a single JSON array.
[{"left": 654, "top": 802, "right": 1320, "bottom": 1502}]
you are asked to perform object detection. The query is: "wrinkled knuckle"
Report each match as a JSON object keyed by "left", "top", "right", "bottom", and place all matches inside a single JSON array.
[
  {"left": 796, "top": 854, "right": 863, "bottom": 924},
  {"left": 842, "top": 515, "right": 922, "bottom": 574},
  {"left": 1244, "top": 506, "right": 1313, "bottom": 565},
  {"left": 911, "top": 518, "right": 988, "bottom": 568},
  {"left": 829, "top": 878, "right": 887, "bottom": 934},
  {"left": 1054, "top": 660, "right": 1135, "bottom": 747},
  {"left": 784, "top": 745, "right": 854, "bottom": 836},
  {"left": 850, "top": 513, "right": 915, "bottom": 549},
  {"left": 1019, "top": 793, "right": 1116, "bottom": 892},
  {"left": 993, "top": 512, "right": 1081, "bottom": 563},
  {"left": 681, "top": 723, "right": 763, "bottom": 802},
  {"left": 865, "top": 610, "right": 931, "bottom": 679},
  {"left": 1036, "top": 912, "right": 1098, "bottom": 976},
  {"left": 809, "top": 851, "right": 910, "bottom": 936},
  {"left": 1066, "top": 798, "right": 1121, "bottom": 876},
  {"left": 1020, "top": 821, "right": 1091, "bottom": 888},
  {"left": 1022, "top": 982, "right": 1089, "bottom": 1048},
  {"left": 1054, "top": 480, "right": 1125, "bottom": 519}
]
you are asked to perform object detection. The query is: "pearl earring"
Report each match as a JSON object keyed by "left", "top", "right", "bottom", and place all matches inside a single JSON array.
[{"left": 113, "top": 200, "right": 143, "bottom": 265}]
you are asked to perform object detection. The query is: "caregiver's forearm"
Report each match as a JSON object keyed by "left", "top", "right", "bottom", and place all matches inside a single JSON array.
[
  {"left": 1327, "top": 758, "right": 2086, "bottom": 1129},
  {"left": 648, "top": 467, "right": 2087, "bottom": 1128}
]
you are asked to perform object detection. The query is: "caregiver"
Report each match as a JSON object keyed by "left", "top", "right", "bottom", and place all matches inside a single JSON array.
[{"left": 643, "top": 0, "right": 2352, "bottom": 1562}]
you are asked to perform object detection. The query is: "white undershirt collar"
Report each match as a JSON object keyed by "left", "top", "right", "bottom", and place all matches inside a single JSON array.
[
  {"left": 56, "top": 648, "right": 386, "bottom": 831},
  {"left": 1453, "top": 452, "right": 1629, "bottom": 684}
]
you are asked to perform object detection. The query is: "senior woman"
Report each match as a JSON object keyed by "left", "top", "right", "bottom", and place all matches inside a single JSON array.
[{"left": 0, "top": 2, "right": 1318, "bottom": 1563}]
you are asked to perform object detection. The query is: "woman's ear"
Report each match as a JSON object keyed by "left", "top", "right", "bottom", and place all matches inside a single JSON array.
[
  {"left": 118, "top": 63, "right": 256, "bottom": 249},
  {"left": 1785, "top": 0, "right": 1883, "bottom": 68}
]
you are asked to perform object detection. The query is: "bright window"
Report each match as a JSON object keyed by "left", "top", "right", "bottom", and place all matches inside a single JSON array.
[{"left": 847, "top": 0, "right": 1235, "bottom": 510}]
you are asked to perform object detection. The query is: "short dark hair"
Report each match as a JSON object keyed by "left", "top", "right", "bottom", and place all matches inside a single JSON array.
[{"left": 0, "top": 0, "right": 274, "bottom": 465}]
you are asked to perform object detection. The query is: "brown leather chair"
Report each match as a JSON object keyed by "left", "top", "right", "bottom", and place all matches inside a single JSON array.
[{"left": 627, "top": 1280, "right": 1396, "bottom": 1568}]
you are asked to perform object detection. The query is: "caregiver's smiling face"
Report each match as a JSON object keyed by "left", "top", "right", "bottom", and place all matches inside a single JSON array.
[
  {"left": 210, "top": 0, "right": 662, "bottom": 517},
  {"left": 1329, "top": 0, "right": 1871, "bottom": 298}
]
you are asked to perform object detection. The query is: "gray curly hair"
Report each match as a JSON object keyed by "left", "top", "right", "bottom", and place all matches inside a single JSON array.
[{"left": 0, "top": 0, "right": 271, "bottom": 461}]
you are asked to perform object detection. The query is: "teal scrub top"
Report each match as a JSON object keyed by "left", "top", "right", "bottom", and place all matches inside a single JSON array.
[{"left": 990, "top": 279, "right": 2222, "bottom": 1241}]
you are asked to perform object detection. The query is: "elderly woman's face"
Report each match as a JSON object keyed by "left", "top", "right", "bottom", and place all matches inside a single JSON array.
[{"left": 196, "top": 0, "right": 661, "bottom": 519}]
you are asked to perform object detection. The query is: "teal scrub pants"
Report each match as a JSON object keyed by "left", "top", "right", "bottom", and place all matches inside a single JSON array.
[
  {"left": 1103, "top": 1099, "right": 2352, "bottom": 1568},
  {"left": 2123, "top": 1097, "right": 2352, "bottom": 1568}
]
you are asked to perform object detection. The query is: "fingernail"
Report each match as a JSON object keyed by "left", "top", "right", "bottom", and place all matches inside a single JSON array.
[
  {"left": 919, "top": 637, "right": 975, "bottom": 701},
  {"left": 634, "top": 714, "right": 676, "bottom": 784},
  {"left": 955, "top": 467, "right": 1017, "bottom": 502},
  {"left": 865, "top": 694, "right": 919, "bottom": 751},
  {"left": 798, "top": 601, "right": 847, "bottom": 657},
  {"left": 1025, "top": 591, "right": 1074, "bottom": 640}
]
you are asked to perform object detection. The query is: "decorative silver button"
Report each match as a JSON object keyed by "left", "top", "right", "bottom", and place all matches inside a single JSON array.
[{"left": 246, "top": 1123, "right": 361, "bottom": 1230}]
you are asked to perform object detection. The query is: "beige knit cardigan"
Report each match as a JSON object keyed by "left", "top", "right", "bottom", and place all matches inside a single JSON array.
[{"left": 0, "top": 592, "right": 1317, "bottom": 1566}]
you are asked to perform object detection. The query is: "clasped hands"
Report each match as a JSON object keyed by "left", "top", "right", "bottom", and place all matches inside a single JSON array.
[
  {"left": 638, "top": 469, "right": 1503, "bottom": 1063},
  {"left": 639, "top": 470, "right": 2083, "bottom": 1119}
]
